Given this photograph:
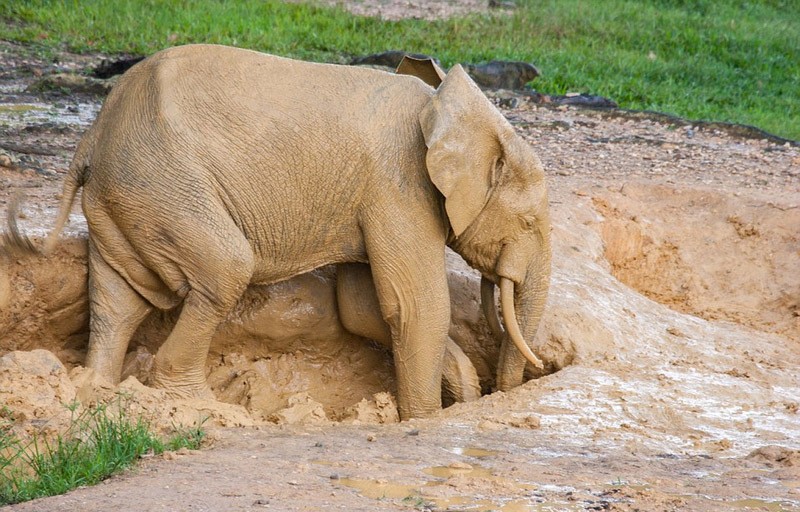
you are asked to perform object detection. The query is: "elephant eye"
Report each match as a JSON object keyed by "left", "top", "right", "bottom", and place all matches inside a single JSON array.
[{"left": 520, "top": 216, "right": 536, "bottom": 230}]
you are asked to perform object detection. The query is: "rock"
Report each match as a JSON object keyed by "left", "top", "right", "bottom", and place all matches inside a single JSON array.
[
  {"left": 27, "top": 73, "right": 113, "bottom": 95},
  {"left": 555, "top": 93, "right": 618, "bottom": 108},
  {"left": 0, "top": 153, "right": 14, "bottom": 168},
  {"left": 0, "top": 348, "right": 70, "bottom": 377},
  {"left": 464, "top": 60, "right": 540, "bottom": 90},
  {"left": 91, "top": 56, "right": 145, "bottom": 79}
]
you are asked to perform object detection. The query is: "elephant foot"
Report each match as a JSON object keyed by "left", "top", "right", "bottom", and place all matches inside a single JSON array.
[
  {"left": 71, "top": 366, "right": 117, "bottom": 405},
  {"left": 150, "top": 372, "right": 215, "bottom": 400}
]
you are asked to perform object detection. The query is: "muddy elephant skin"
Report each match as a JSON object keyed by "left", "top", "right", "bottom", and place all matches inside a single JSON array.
[{"left": 3, "top": 44, "right": 551, "bottom": 419}]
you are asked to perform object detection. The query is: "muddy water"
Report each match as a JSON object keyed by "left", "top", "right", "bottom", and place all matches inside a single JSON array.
[{"left": 0, "top": 101, "right": 100, "bottom": 129}]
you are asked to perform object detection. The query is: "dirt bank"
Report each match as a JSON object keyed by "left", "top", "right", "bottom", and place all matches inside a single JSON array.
[{"left": 2, "top": 36, "right": 799, "bottom": 510}]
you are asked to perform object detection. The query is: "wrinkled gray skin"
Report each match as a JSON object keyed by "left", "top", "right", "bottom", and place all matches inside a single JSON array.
[{"left": 4, "top": 45, "right": 550, "bottom": 420}]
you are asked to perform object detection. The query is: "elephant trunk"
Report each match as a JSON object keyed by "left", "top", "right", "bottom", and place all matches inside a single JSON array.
[
  {"left": 480, "top": 276, "right": 504, "bottom": 342},
  {"left": 493, "top": 227, "right": 551, "bottom": 391}
]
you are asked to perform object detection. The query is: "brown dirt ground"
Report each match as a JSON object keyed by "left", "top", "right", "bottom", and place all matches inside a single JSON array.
[{"left": 2, "top": 2, "right": 800, "bottom": 509}]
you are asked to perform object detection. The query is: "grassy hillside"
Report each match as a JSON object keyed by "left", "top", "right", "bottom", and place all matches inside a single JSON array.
[{"left": 1, "top": 0, "right": 798, "bottom": 139}]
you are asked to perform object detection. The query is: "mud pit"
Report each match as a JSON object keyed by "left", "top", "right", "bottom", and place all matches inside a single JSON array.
[{"left": 2, "top": 36, "right": 800, "bottom": 510}]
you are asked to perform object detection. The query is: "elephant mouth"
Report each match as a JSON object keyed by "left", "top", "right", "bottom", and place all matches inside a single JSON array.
[{"left": 480, "top": 276, "right": 543, "bottom": 370}]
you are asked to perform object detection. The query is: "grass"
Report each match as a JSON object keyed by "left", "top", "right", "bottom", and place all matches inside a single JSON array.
[
  {"left": 0, "top": 0, "right": 798, "bottom": 140},
  {"left": 0, "top": 398, "right": 206, "bottom": 506}
]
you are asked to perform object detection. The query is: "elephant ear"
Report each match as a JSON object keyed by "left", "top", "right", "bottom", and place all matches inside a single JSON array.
[
  {"left": 395, "top": 56, "right": 446, "bottom": 88},
  {"left": 419, "top": 64, "right": 511, "bottom": 236}
]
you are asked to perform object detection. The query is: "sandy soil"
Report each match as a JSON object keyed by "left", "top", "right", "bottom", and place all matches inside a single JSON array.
[{"left": 2, "top": 9, "right": 800, "bottom": 511}]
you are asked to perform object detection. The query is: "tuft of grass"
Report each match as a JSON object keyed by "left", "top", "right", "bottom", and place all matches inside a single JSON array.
[
  {"left": 0, "top": 0, "right": 798, "bottom": 139},
  {"left": 402, "top": 494, "right": 432, "bottom": 509},
  {"left": 0, "top": 398, "right": 205, "bottom": 506}
]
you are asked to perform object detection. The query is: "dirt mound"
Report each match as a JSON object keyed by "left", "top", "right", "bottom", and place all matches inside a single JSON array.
[
  {"left": 6, "top": 183, "right": 798, "bottom": 459},
  {"left": 0, "top": 243, "right": 401, "bottom": 429},
  {"left": 434, "top": 193, "right": 799, "bottom": 457},
  {"left": 0, "top": 350, "right": 77, "bottom": 437},
  {"left": 595, "top": 183, "right": 800, "bottom": 339}
]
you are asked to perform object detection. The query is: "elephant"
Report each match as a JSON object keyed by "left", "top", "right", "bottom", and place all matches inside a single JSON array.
[{"left": 3, "top": 44, "right": 551, "bottom": 420}]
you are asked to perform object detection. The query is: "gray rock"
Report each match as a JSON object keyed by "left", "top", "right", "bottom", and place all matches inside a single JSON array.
[
  {"left": 92, "top": 56, "right": 145, "bottom": 78},
  {"left": 27, "top": 73, "right": 113, "bottom": 96},
  {"left": 464, "top": 60, "right": 540, "bottom": 90}
]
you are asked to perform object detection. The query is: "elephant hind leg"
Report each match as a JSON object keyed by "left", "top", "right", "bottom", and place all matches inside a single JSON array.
[
  {"left": 85, "top": 240, "right": 153, "bottom": 384},
  {"left": 150, "top": 231, "right": 255, "bottom": 398}
]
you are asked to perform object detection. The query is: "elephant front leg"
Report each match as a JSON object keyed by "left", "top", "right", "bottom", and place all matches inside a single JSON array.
[
  {"left": 337, "top": 263, "right": 481, "bottom": 404},
  {"left": 369, "top": 259, "right": 451, "bottom": 420}
]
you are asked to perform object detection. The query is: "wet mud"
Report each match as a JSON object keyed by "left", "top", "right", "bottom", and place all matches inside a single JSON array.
[{"left": 2, "top": 39, "right": 800, "bottom": 510}]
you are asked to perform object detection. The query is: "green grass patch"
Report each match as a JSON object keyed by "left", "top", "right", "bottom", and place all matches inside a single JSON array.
[
  {"left": 0, "top": 398, "right": 206, "bottom": 506},
  {"left": 1, "top": 0, "right": 798, "bottom": 139}
]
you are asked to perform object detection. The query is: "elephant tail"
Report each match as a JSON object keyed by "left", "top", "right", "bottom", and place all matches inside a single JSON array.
[{"left": 3, "top": 150, "right": 87, "bottom": 258}]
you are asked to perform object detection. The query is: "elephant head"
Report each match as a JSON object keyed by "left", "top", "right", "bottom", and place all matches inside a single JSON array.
[{"left": 416, "top": 63, "right": 552, "bottom": 391}]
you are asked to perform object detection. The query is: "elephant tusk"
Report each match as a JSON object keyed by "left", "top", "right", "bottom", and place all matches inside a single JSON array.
[
  {"left": 499, "top": 277, "right": 544, "bottom": 370},
  {"left": 480, "top": 277, "right": 505, "bottom": 343}
]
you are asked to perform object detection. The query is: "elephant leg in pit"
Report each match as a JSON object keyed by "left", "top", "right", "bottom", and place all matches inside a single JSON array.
[
  {"left": 85, "top": 240, "right": 153, "bottom": 384},
  {"left": 337, "top": 263, "right": 481, "bottom": 403},
  {"left": 151, "top": 290, "right": 238, "bottom": 397},
  {"left": 150, "top": 226, "right": 255, "bottom": 397},
  {"left": 337, "top": 242, "right": 448, "bottom": 420}
]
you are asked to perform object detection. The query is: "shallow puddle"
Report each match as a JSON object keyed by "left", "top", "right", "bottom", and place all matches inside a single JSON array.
[
  {"left": 337, "top": 476, "right": 580, "bottom": 512},
  {"left": 338, "top": 477, "right": 543, "bottom": 511},
  {"left": 450, "top": 446, "right": 500, "bottom": 458},
  {"left": 337, "top": 477, "right": 419, "bottom": 500},
  {"left": 338, "top": 462, "right": 548, "bottom": 511},
  {"left": 424, "top": 464, "right": 494, "bottom": 479}
]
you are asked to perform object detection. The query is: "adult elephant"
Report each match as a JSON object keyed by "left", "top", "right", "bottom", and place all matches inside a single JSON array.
[{"left": 4, "top": 45, "right": 551, "bottom": 420}]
